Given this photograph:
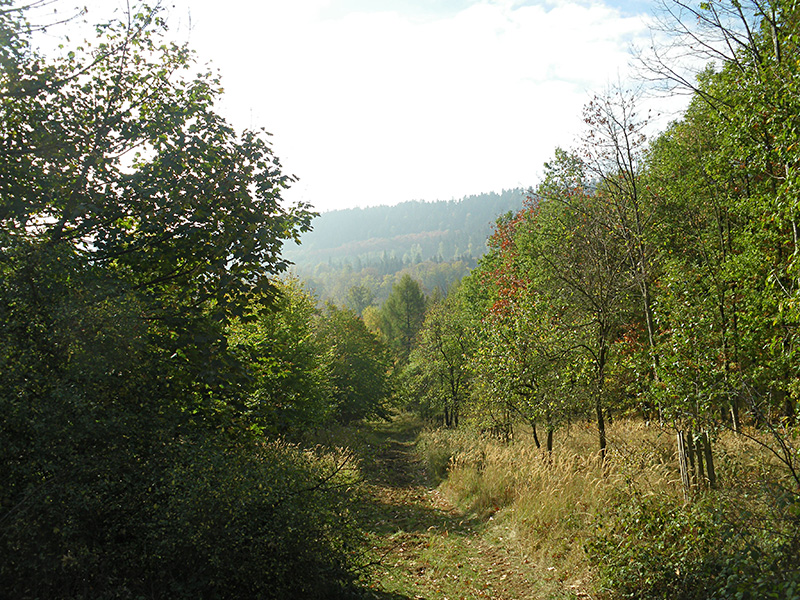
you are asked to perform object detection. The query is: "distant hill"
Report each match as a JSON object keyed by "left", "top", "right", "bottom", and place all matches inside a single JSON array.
[{"left": 285, "top": 189, "right": 527, "bottom": 307}]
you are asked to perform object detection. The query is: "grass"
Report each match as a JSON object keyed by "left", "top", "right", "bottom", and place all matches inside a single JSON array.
[
  {"left": 313, "top": 414, "right": 799, "bottom": 599},
  {"left": 416, "top": 418, "right": 800, "bottom": 599},
  {"left": 318, "top": 414, "right": 548, "bottom": 599}
]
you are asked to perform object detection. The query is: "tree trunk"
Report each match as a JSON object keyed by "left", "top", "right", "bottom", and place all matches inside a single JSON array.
[
  {"left": 530, "top": 421, "right": 541, "bottom": 450},
  {"left": 596, "top": 336, "right": 608, "bottom": 460},
  {"left": 596, "top": 399, "right": 607, "bottom": 461},
  {"left": 701, "top": 431, "right": 716, "bottom": 489},
  {"left": 730, "top": 398, "right": 741, "bottom": 433},
  {"left": 686, "top": 428, "right": 696, "bottom": 487},
  {"left": 694, "top": 431, "right": 707, "bottom": 487},
  {"left": 677, "top": 431, "right": 691, "bottom": 502}
]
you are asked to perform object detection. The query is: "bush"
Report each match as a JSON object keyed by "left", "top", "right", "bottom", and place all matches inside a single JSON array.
[
  {"left": 586, "top": 491, "right": 800, "bottom": 600},
  {"left": 152, "top": 439, "right": 363, "bottom": 599},
  {"left": 0, "top": 429, "right": 363, "bottom": 599}
]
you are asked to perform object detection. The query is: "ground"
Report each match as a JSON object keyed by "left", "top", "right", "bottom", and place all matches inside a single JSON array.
[{"left": 340, "top": 413, "right": 576, "bottom": 600}]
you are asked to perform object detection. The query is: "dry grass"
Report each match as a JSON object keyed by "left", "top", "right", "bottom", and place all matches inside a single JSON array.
[
  {"left": 324, "top": 413, "right": 799, "bottom": 598},
  {"left": 416, "top": 418, "right": 800, "bottom": 598}
]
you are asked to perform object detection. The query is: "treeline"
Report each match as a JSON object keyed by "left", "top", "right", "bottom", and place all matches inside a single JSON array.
[
  {"left": 400, "top": 1, "right": 800, "bottom": 470},
  {"left": 0, "top": 5, "right": 394, "bottom": 598},
  {"left": 285, "top": 189, "right": 526, "bottom": 306},
  {"left": 303, "top": 258, "right": 472, "bottom": 315},
  {"left": 286, "top": 189, "right": 526, "bottom": 266},
  {"left": 392, "top": 2, "right": 800, "bottom": 597}
]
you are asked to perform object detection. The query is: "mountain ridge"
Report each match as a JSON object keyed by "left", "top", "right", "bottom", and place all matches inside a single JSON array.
[{"left": 285, "top": 189, "right": 528, "bottom": 306}]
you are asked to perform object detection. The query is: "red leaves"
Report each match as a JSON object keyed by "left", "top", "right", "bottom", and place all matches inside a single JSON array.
[{"left": 485, "top": 209, "right": 536, "bottom": 319}]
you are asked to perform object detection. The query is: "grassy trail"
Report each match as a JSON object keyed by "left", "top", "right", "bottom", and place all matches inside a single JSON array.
[{"left": 350, "top": 414, "right": 554, "bottom": 600}]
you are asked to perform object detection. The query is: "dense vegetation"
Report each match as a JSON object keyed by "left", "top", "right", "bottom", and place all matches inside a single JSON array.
[
  {"left": 0, "top": 4, "right": 391, "bottom": 598},
  {"left": 403, "top": 1, "right": 800, "bottom": 597},
  {"left": 2, "top": 0, "right": 799, "bottom": 599}
]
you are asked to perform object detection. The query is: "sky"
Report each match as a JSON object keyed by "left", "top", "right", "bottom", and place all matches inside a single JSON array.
[{"left": 57, "top": 0, "right": 688, "bottom": 213}]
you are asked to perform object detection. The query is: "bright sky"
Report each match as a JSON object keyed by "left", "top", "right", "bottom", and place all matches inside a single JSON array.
[{"left": 69, "top": 0, "right": 683, "bottom": 213}]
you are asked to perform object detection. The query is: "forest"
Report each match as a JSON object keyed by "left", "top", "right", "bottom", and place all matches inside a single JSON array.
[
  {"left": 1, "top": 0, "right": 799, "bottom": 599},
  {"left": 283, "top": 189, "right": 526, "bottom": 308}
]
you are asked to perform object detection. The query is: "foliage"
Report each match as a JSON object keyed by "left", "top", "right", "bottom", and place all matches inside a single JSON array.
[
  {"left": 587, "top": 490, "right": 800, "bottom": 600},
  {"left": 2, "top": 430, "right": 363, "bottom": 599},
  {"left": 0, "top": 7, "right": 312, "bottom": 317},
  {"left": 227, "top": 282, "right": 396, "bottom": 432},
  {"left": 317, "top": 303, "right": 395, "bottom": 423},
  {"left": 228, "top": 279, "right": 332, "bottom": 437},
  {"left": 404, "top": 289, "right": 474, "bottom": 427},
  {"left": 0, "top": 4, "right": 364, "bottom": 598},
  {"left": 380, "top": 273, "right": 427, "bottom": 363}
]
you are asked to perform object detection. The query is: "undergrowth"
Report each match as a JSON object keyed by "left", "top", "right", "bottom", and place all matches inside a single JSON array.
[{"left": 416, "top": 420, "right": 800, "bottom": 599}]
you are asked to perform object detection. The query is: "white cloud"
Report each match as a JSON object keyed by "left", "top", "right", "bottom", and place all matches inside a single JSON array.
[{"left": 69, "top": 1, "right": 674, "bottom": 211}]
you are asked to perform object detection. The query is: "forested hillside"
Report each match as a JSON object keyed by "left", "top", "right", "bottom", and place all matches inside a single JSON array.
[
  {"left": 285, "top": 190, "right": 525, "bottom": 306},
  {"left": 2, "top": 1, "right": 799, "bottom": 599},
  {"left": 287, "top": 189, "right": 526, "bottom": 265}
]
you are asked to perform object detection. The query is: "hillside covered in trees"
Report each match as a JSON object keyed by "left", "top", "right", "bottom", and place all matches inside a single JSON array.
[
  {"left": 284, "top": 189, "right": 526, "bottom": 306},
  {"left": 2, "top": 1, "right": 799, "bottom": 599},
  {"left": 286, "top": 189, "right": 526, "bottom": 267}
]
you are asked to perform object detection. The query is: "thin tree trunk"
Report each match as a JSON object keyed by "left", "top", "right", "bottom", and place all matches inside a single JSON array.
[
  {"left": 686, "top": 428, "right": 697, "bottom": 487},
  {"left": 702, "top": 431, "right": 716, "bottom": 489},
  {"left": 530, "top": 421, "right": 541, "bottom": 450},
  {"left": 677, "top": 431, "right": 691, "bottom": 501},
  {"left": 730, "top": 399, "right": 741, "bottom": 433},
  {"left": 596, "top": 399, "right": 607, "bottom": 461},
  {"left": 596, "top": 336, "right": 608, "bottom": 460},
  {"left": 694, "top": 431, "right": 707, "bottom": 488}
]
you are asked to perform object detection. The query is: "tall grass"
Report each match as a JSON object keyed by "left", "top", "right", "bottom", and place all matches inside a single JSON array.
[{"left": 416, "top": 419, "right": 800, "bottom": 597}]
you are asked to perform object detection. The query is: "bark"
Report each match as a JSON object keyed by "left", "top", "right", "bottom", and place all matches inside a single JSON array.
[{"left": 530, "top": 421, "right": 541, "bottom": 450}]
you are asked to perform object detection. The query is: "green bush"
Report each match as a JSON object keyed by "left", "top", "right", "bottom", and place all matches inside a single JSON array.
[
  {"left": 0, "top": 427, "right": 363, "bottom": 599},
  {"left": 151, "top": 439, "right": 363, "bottom": 599},
  {"left": 586, "top": 491, "right": 800, "bottom": 600}
]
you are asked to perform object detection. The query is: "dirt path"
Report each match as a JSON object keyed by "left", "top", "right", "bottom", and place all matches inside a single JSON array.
[{"left": 352, "top": 414, "right": 545, "bottom": 600}]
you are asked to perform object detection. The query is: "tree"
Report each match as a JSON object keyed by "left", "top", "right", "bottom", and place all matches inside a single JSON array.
[
  {"left": 228, "top": 279, "right": 332, "bottom": 437},
  {"left": 581, "top": 89, "right": 661, "bottom": 389},
  {"left": 380, "top": 273, "right": 427, "bottom": 363},
  {"left": 523, "top": 152, "right": 637, "bottom": 458},
  {"left": 0, "top": 4, "right": 364, "bottom": 597},
  {"left": 345, "top": 283, "right": 375, "bottom": 315},
  {"left": 0, "top": 5, "right": 312, "bottom": 317},
  {"left": 642, "top": 0, "right": 800, "bottom": 428},
  {"left": 473, "top": 284, "right": 578, "bottom": 451},
  {"left": 405, "top": 290, "right": 473, "bottom": 428},
  {"left": 317, "top": 304, "right": 394, "bottom": 423}
]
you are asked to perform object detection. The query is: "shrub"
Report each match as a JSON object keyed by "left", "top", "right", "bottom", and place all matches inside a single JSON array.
[
  {"left": 0, "top": 428, "right": 364, "bottom": 600},
  {"left": 586, "top": 491, "right": 800, "bottom": 600},
  {"left": 152, "top": 439, "right": 363, "bottom": 599}
]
